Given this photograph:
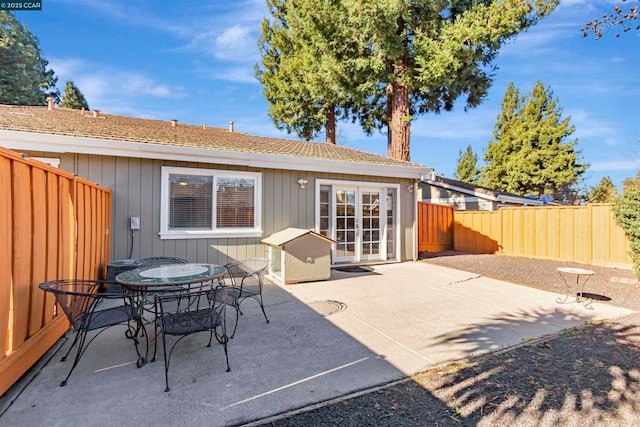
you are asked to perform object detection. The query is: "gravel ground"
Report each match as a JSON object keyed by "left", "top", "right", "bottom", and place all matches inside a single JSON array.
[{"left": 257, "top": 253, "right": 640, "bottom": 427}]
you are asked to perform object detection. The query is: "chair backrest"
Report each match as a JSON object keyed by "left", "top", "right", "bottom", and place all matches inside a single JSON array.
[
  {"left": 224, "top": 258, "right": 270, "bottom": 286},
  {"left": 39, "top": 280, "right": 110, "bottom": 329},
  {"left": 155, "top": 286, "right": 227, "bottom": 333},
  {"left": 135, "top": 257, "right": 188, "bottom": 268}
]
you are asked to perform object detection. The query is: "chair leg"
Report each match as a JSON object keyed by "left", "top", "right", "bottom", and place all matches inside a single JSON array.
[
  {"left": 60, "top": 330, "right": 89, "bottom": 387},
  {"left": 220, "top": 333, "right": 231, "bottom": 373},
  {"left": 257, "top": 295, "right": 269, "bottom": 324},
  {"left": 60, "top": 330, "right": 81, "bottom": 362},
  {"left": 161, "top": 330, "right": 171, "bottom": 392},
  {"left": 229, "top": 300, "right": 240, "bottom": 339}
]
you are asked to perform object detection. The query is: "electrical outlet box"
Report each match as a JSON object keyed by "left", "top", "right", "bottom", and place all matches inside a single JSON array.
[{"left": 130, "top": 216, "right": 140, "bottom": 230}]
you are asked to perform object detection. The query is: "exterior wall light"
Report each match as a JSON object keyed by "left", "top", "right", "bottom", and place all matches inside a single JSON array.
[{"left": 297, "top": 178, "right": 308, "bottom": 189}]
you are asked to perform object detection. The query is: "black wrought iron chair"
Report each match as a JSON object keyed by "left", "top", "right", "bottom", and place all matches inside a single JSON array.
[
  {"left": 154, "top": 285, "right": 230, "bottom": 392},
  {"left": 222, "top": 258, "right": 271, "bottom": 338},
  {"left": 39, "top": 279, "right": 146, "bottom": 386}
]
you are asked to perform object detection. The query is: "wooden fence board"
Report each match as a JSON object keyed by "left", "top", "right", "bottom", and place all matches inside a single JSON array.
[
  {"left": 44, "top": 173, "right": 59, "bottom": 323},
  {"left": 0, "top": 156, "right": 11, "bottom": 364},
  {"left": 11, "top": 161, "right": 32, "bottom": 350},
  {"left": 30, "top": 168, "right": 47, "bottom": 336}
]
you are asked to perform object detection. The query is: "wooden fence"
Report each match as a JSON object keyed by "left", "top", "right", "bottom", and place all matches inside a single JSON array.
[
  {"left": 454, "top": 204, "right": 632, "bottom": 267},
  {"left": 0, "top": 146, "right": 112, "bottom": 397},
  {"left": 417, "top": 202, "right": 454, "bottom": 252}
]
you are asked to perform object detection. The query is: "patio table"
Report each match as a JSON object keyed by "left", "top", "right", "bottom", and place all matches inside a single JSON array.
[
  {"left": 556, "top": 267, "right": 596, "bottom": 309},
  {"left": 116, "top": 263, "right": 226, "bottom": 289},
  {"left": 116, "top": 263, "right": 227, "bottom": 361}
]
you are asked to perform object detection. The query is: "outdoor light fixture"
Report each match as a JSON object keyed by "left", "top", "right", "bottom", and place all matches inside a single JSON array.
[
  {"left": 297, "top": 178, "right": 308, "bottom": 189},
  {"left": 406, "top": 185, "right": 413, "bottom": 192}
]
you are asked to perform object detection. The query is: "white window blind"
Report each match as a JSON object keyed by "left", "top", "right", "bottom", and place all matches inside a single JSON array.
[
  {"left": 216, "top": 178, "right": 255, "bottom": 228},
  {"left": 169, "top": 174, "right": 213, "bottom": 229}
]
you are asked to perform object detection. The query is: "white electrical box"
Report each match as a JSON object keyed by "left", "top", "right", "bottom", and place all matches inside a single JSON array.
[{"left": 130, "top": 217, "right": 140, "bottom": 230}]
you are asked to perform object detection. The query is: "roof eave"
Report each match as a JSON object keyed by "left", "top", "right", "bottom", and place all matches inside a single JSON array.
[
  {"left": 423, "top": 178, "right": 500, "bottom": 202},
  {"left": 497, "top": 194, "right": 544, "bottom": 206},
  {"left": 1, "top": 130, "right": 431, "bottom": 179}
]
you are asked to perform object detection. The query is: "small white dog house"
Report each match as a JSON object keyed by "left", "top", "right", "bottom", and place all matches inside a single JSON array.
[{"left": 262, "top": 228, "right": 337, "bottom": 285}]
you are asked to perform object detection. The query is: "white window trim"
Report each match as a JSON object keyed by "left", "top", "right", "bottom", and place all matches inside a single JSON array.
[{"left": 160, "top": 166, "right": 262, "bottom": 240}]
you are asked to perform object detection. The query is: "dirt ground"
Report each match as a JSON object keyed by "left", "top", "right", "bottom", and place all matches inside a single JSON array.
[
  {"left": 260, "top": 253, "right": 640, "bottom": 427},
  {"left": 421, "top": 252, "right": 640, "bottom": 311}
]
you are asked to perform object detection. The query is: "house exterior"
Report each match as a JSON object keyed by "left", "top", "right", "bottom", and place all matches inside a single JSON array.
[
  {"left": 421, "top": 176, "right": 544, "bottom": 211},
  {"left": 0, "top": 104, "right": 432, "bottom": 266}
]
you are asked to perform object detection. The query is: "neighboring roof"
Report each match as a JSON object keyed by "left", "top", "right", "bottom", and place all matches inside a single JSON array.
[
  {"left": 422, "top": 175, "right": 544, "bottom": 206},
  {"left": 0, "top": 105, "right": 431, "bottom": 179},
  {"left": 262, "top": 227, "right": 337, "bottom": 247}
]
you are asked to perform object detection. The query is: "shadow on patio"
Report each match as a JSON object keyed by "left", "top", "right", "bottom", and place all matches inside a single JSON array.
[{"left": 1, "top": 261, "right": 635, "bottom": 426}]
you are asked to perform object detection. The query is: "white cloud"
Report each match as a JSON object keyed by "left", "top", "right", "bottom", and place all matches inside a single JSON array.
[
  {"left": 185, "top": 25, "right": 259, "bottom": 63},
  {"left": 567, "top": 109, "right": 621, "bottom": 141},
  {"left": 212, "top": 66, "right": 259, "bottom": 84},
  {"left": 590, "top": 159, "right": 640, "bottom": 171},
  {"left": 49, "top": 57, "right": 186, "bottom": 114},
  {"left": 214, "top": 25, "right": 257, "bottom": 61}
]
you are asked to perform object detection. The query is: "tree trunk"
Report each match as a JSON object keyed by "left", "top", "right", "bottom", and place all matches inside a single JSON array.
[
  {"left": 325, "top": 104, "right": 336, "bottom": 144},
  {"left": 387, "top": 81, "right": 411, "bottom": 161}
]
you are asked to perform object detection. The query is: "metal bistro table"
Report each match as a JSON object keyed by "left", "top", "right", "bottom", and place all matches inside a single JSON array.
[
  {"left": 116, "top": 263, "right": 227, "bottom": 362},
  {"left": 556, "top": 267, "right": 596, "bottom": 310}
]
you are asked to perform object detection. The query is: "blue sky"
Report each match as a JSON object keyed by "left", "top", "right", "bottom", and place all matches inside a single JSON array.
[{"left": 14, "top": 0, "right": 640, "bottom": 191}]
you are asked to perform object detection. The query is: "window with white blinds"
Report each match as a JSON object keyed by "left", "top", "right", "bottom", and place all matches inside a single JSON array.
[
  {"left": 169, "top": 174, "right": 213, "bottom": 229},
  {"left": 216, "top": 178, "right": 255, "bottom": 228},
  {"left": 160, "top": 166, "right": 262, "bottom": 239}
]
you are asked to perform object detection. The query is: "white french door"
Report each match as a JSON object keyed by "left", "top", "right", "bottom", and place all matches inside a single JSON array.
[{"left": 333, "top": 186, "right": 385, "bottom": 263}]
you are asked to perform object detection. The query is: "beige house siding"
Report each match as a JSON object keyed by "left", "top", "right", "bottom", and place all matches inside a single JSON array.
[{"left": 29, "top": 152, "right": 417, "bottom": 264}]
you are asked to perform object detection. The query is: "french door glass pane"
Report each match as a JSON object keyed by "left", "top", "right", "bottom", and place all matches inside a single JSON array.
[{"left": 386, "top": 190, "right": 395, "bottom": 258}]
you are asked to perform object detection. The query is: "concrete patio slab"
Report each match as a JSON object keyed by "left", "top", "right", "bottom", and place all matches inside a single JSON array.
[
  {"left": 0, "top": 261, "right": 634, "bottom": 426},
  {"left": 286, "top": 262, "right": 632, "bottom": 375}
]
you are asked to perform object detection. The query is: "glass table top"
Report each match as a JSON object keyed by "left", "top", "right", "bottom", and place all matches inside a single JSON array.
[{"left": 115, "top": 263, "right": 226, "bottom": 287}]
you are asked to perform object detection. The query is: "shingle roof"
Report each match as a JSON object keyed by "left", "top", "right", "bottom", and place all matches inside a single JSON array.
[{"left": 0, "top": 105, "right": 427, "bottom": 169}]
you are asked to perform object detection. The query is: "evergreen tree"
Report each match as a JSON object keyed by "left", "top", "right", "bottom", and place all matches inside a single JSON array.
[
  {"left": 587, "top": 176, "right": 617, "bottom": 203},
  {"left": 482, "top": 81, "right": 587, "bottom": 198},
  {"left": 612, "top": 171, "right": 640, "bottom": 277},
  {"left": 0, "top": 11, "right": 59, "bottom": 105},
  {"left": 60, "top": 80, "right": 89, "bottom": 110},
  {"left": 455, "top": 145, "right": 480, "bottom": 183},
  {"left": 257, "top": 1, "right": 558, "bottom": 159},
  {"left": 257, "top": 0, "right": 358, "bottom": 143},
  {"left": 482, "top": 82, "right": 524, "bottom": 190}
]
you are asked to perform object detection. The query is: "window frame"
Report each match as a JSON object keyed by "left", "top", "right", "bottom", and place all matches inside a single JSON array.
[{"left": 160, "top": 166, "right": 262, "bottom": 239}]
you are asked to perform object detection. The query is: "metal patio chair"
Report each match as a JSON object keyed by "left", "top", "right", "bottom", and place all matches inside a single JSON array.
[
  {"left": 39, "top": 279, "right": 146, "bottom": 386},
  {"left": 222, "top": 258, "right": 271, "bottom": 338},
  {"left": 154, "top": 285, "right": 230, "bottom": 392}
]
